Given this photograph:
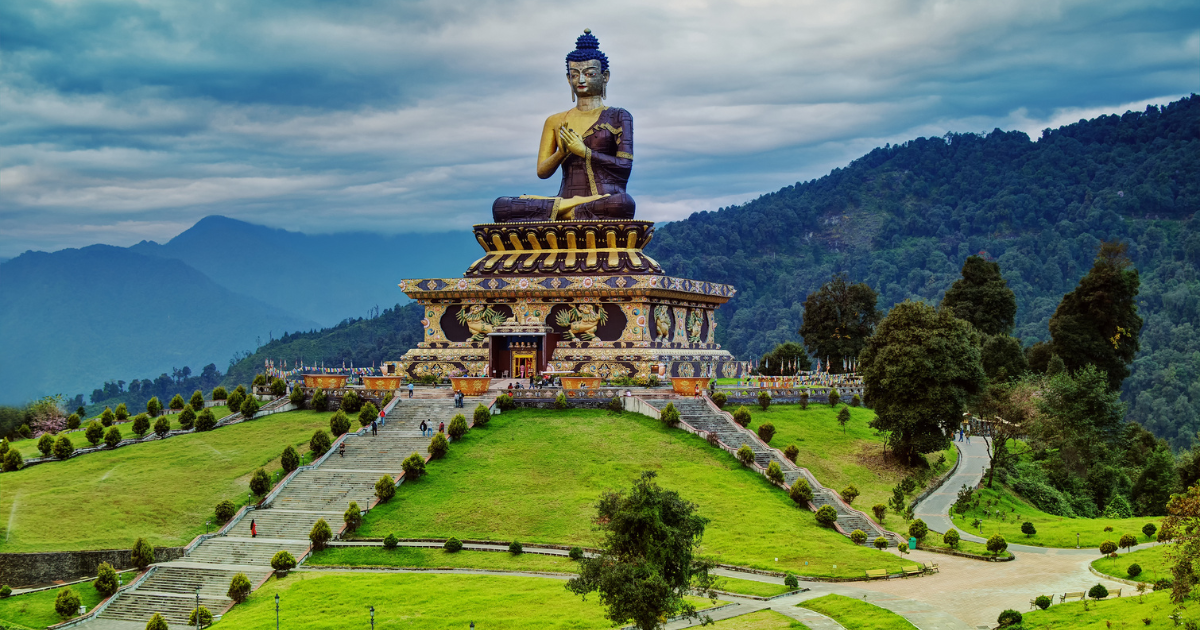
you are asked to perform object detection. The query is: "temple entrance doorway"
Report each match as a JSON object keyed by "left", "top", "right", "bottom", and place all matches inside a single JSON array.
[{"left": 488, "top": 334, "right": 544, "bottom": 379}]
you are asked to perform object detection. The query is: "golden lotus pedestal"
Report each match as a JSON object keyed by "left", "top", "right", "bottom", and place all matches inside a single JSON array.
[{"left": 393, "top": 220, "right": 744, "bottom": 383}]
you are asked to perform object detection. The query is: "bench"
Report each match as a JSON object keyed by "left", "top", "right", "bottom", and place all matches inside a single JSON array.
[
  {"left": 865, "top": 569, "right": 888, "bottom": 580},
  {"left": 902, "top": 565, "right": 923, "bottom": 578},
  {"left": 1110, "top": 588, "right": 1122, "bottom": 598},
  {"left": 1060, "top": 592, "right": 1085, "bottom": 603},
  {"left": 926, "top": 562, "right": 939, "bottom": 574}
]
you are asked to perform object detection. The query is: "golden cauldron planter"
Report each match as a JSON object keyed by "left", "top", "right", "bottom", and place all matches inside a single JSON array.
[
  {"left": 362, "top": 376, "right": 402, "bottom": 391},
  {"left": 560, "top": 377, "right": 602, "bottom": 390},
  {"left": 303, "top": 374, "right": 348, "bottom": 389},
  {"left": 671, "top": 377, "right": 711, "bottom": 396},
  {"left": 450, "top": 377, "right": 492, "bottom": 396}
]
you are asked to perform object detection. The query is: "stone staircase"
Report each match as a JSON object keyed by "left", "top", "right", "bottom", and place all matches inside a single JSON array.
[
  {"left": 79, "top": 394, "right": 484, "bottom": 629},
  {"left": 644, "top": 396, "right": 899, "bottom": 548}
]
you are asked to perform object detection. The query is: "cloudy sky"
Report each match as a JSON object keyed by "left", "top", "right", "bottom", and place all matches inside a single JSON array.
[{"left": 1, "top": 0, "right": 1197, "bottom": 258}]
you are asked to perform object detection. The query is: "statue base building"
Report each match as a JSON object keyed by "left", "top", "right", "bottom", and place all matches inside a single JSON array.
[{"left": 395, "top": 219, "right": 743, "bottom": 382}]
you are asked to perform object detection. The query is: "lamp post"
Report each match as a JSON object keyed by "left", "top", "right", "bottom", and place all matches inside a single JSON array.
[
  {"left": 275, "top": 594, "right": 280, "bottom": 630},
  {"left": 1076, "top": 533, "right": 1080, "bottom": 549},
  {"left": 369, "top": 605, "right": 375, "bottom": 630}
]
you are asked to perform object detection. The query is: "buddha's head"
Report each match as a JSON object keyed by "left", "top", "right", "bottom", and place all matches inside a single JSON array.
[{"left": 566, "top": 29, "right": 608, "bottom": 100}]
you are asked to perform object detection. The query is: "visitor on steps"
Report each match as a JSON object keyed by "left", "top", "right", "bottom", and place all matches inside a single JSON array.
[
  {"left": 408, "top": 382, "right": 414, "bottom": 398},
  {"left": 371, "top": 420, "right": 377, "bottom": 436},
  {"left": 338, "top": 442, "right": 346, "bottom": 457},
  {"left": 438, "top": 421, "right": 445, "bottom": 433},
  {"left": 250, "top": 519, "right": 257, "bottom": 538},
  {"left": 420, "top": 420, "right": 429, "bottom": 437}
]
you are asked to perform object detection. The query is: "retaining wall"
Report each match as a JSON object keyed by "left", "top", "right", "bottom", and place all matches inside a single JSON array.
[{"left": 0, "top": 547, "right": 184, "bottom": 587}]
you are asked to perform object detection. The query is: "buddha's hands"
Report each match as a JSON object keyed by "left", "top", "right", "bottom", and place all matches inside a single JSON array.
[{"left": 557, "top": 124, "right": 588, "bottom": 158}]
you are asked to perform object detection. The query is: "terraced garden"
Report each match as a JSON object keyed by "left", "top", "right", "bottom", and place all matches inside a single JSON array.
[
  {"left": 0, "top": 572, "right": 135, "bottom": 629},
  {"left": 10, "top": 405, "right": 240, "bottom": 459},
  {"left": 1092, "top": 544, "right": 1170, "bottom": 584},
  {"left": 1020, "top": 589, "right": 1199, "bottom": 629}
]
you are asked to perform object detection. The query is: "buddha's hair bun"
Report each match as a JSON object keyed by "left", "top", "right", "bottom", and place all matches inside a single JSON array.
[{"left": 566, "top": 29, "right": 608, "bottom": 73}]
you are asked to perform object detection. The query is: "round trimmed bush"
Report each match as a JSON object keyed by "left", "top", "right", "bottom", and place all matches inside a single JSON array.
[
  {"left": 1128, "top": 563, "right": 1142, "bottom": 578},
  {"left": 473, "top": 404, "right": 491, "bottom": 427},
  {"left": 104, "top": 426, "right": 122, "bottom": 448},
  {"left": 17, "top": 424, "right": 30, "bottom": 439},
  {"left": 67, "top": 413, "right": 81, "bottom": 430},
  {"left": 178, "top": 406, "right": 196, "bottom": 430},
  {"left": 508, "top": 540, "right": 523, "bottom": 555},
  {"left": 496, "top": 393, "right": 515, "bottom": 411},
  {"left": 340, "top": 390, "right": 362, "bottom": 413},
  {"left": 1099, "top": 540, "right": 1117, "bottom": 555},
  {"left": 444, "top": 537, "right": 463, "bottom": 552},
  {"left": 711, "top": 391, "right": 727, "bottom": 408},
  {"left": 997, "top": 609, "right": 1022, "bottom": 626},
  {"left": 85, "top": 420, "right": 104, "bottom": 445},
  {"left": 358, "top": 402, "right": 378, "bottom": 427},
  {"left": 569, "top": 546, "right": 584, "bottom": 561},
  {"left": 270, "top": 378, "right": 287, "bottom": 397},
  {"left": 757, "top": 389, "right": 771, "bottom": 410},
  {"left": 1143, "top": 523, "right": 1157, "bottom": 539},
  {"left": 169, "top": 394, "right": 186, "bottom": 411},
  {"left": 447, "top": 414, "right": 468, "bottom": 440},
  {"left": 1088, "top": 583, "right": 1109, "bottom": 599},
  {"left": 55, "top": 587, "right": 81, "bottom": 619},
  {"left": 153, "top": 416, "right": 170, "bottom": 438},
  {"left": 101, "top": 407, "right": 115, "bottom": 427},
  {"left": 271, "top": 550, "right": 297, "bottom": 572},
  {"left": 987, "top": 533, "right": 1008, "bottom": 555},
  {"left": 1034, "top": 595, "right": 1051, "bottom": 610},
  {"left": 131, "top": 413, "right": 150, "bottom": 437},
  {"left": 211, "top": 387, "right": 228, "bottom": 401},
  {"left": 841, "top": 485, "right": 860, "bottom": 505},
  {"left": 38, "top": 433, "right": 54, "bottom": 457},
  {"left": 53, "top": 435, "right": 74, "bottom": 460},
  {"left": 310, "top": 429, "right": 332, "bottom": 456},
  {"left": 190, "top": 390, "right": 205, "bottom": 411},
  {"left": 253, "top": 374, "right": 267, "bottom": 387},
  {"left": 281, "top": 446, "right": 300, "bottom": 473},
  {"left": 114, "top": 403, "right": 129, "bottom": 422},
  {"left": 402, "top": 452, "right": 426, "bottom": 480},
  {"left": 309, "top": 519, "right": 332, "bottom": 550},
  {"left": 2, "top": 449, "right": 22, "bottom": 472},
  {"left": 766, "top": 461, "right": 784, "bottom": 485},
  {"left": 146, "top": 397, "right": 163, "bottom": 417},
  {"left": 851, "top": 394, "right": 861, "bottom": 407},
  {"left": 660, "top": 403, "right": 680, "bottom": 427},
  {"left": 1119, "top": 533, "right": 1138, "bottom": 552},
  {"left": 188, "top": 605, "right": 213, "bottom": 628},
  {"left": 249, "top": 468, "right": 271, "bottom": 496},
  {"left": 132, "top": 537, "right": 155, "bottom": 570},
  {"left": 736, "top": 444, "right": 755, "bottom": 466},
  {"left": 1021, "top": 521, "right": 1037, "bottom": 537},
  {"left": 289, "top": 386, "right": 306, "bottom": 409},
  {"left": 784, "top": 573, "right": 799, "bottom": 589},
  {"left": 239, "top": 395, "right": 260, "bottom": 419},
  {"left": 815, "top": 505, "right": 837, "bottom": 527},
  {"left": 783, "top": 444, "right": 799, "bottom": 462},
  {"left": 874, "top": 536, "right": 888, "bottom": 550},
  {"left": 850, "top": 529, "right": 867, "bottom": 544},
  {"left": 789, "top": 478, "right": 813, "bottom": 505},
  {"left": 428, "top": 432, "right": 449, "bottom": 459},
  {"left": 329, "top": 411, "right": 351, "bottom": 436},
  {"left": 828, "top": 388, "right": 840, "bottom": 407},
  {"left": 872, "top": 504, "right": 886, "bottom": 522},
  {"left": 227, "top": 573, "right": 252, "bottom": 603},
  {"left": 94, "top": 561, "right": 119, "bottom": 597},
  {"left": 943, "top": 528, "right": 960, "bottom": 548},
  {"left": 310, "top": 389, "right": 328, "bottom": 412},
  {"left": 0, "top": 585, "right": 10, "bottom": 597},
  {"left": 757, "top": 422, "right": 775, "bottom": 443},
  {"left": 376, "top": 475, "right": 396, "bottom": 503},
  {"left": 146, "top": 613, "right": 169, "bottom": 630},
  {"left": 195, "top": 408, "right": 216, "bottom": 432},
  {"left": 383, "top": 533, "right": 399, "bottom": 549},
  {"left": 908, "top": 518, "right": 928, "bottom": 541},
  {"left": 732, "top": 406, "right": 752, "bottom": 427},
  {"left": 226, "top": 390, "right": 244, "bottom": 414},
  {"left": 215, "top": 500, "right": 237, "bottom": 523}
]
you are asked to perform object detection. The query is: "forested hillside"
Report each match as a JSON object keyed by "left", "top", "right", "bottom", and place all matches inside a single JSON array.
[{"left": 647, "top": 95, "right": 1200, "bottom": 448}]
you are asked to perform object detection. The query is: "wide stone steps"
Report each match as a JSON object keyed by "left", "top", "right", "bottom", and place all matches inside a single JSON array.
[
  {"left": 270, "top": 470, "right": 377, "bottom": 510},
  {"left": 184, "top": 537, "right": 309, "bottom": 566},
  {"left": 99, "top": 591, "right": 230, "bottom": 626},
  {"left": 228, "top": 509, "right": 335, "bottom": 540},
  {"left": 135, "top": 565, "right": 264, "bottom": 599}
]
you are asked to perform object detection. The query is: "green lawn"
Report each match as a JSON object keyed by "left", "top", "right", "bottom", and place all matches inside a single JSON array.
[
  {"left": 797, "top": 594, "right": 917, "bottom": 630},
  {"left": 355, "top": 408, "right": 908, "bottom": 578},
  {"left": 216, "top": 571, "right": 720, "bottom": 629},
  {"left": 14, "top": 406, "right": 238, "bottom": 459},
  {"left": 739, "top": 403, "right": 955, "bottom": 513},
  {"left": 0, "top": 410, "right": 336, "bottom": 552},
  {"left": 710, "top": 609, "right": 810, "bottom": 629},
  {"left": 1021, "top": 589, "right": 1199, "bottom": 629},
  {"left": 307, "top": 546, "right": 578, "bottom": 572},
  {"left": 951, "top": 484, "right": 1161, "bottom": 549},
  {"left": 714, "top": 576, "right": 795, "bottom": 598},
  {"left": 1092, "top": 544, "right": 1170, "bottom": 584},
  {"left": 0, "top": 571, "right": 135, "bottom": 629}
]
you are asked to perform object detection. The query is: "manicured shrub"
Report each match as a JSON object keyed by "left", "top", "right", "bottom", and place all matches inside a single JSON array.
[
  {"left": 234, "top": 385, "right": 247, "bottom": 396},
  {"left": 289, "top": 386, "right": 306, "bottom": 409},
  {"left": 240, "top": 395, "right": 260, "bottom": 419},
  {"left": 94, "top": 561, "right": 119, "bottom": 597},
  {"left": 444, "top": 537, "right": 463, "bottom": 552},
  {"left": 211, "top": 387, "right": 228, "bottom": 401},
  {"left": 1021, "top": 521, "right": 1037, "bottom": 537},
  {"left": 53, "top": 435, "right": 74, "bottom": 460},
  {"left": 101, "top": 407, "right": 115, "bottom": 427},
  {"left": 908, "top": 518, "right": 928, "bottom": 541},
  {"left": 837, "top": 406, "right": 851, "bottom": 434},
  {"left": 997, "top": 609, "right": 1022, "bottom": 627},
  {"left": 178, "top": 406, "right": 196, "bottom": 430},
  {"left": 851, "top": 394, "right": 861, "bottom": 407},
  {"left": 757, "top": 389, "right": 771, "bottom": 410},
  {"left": 190, "top": 390, "right": 205, "bottom": 411},
  {"left": 1143, "top": 523, "right": 1157, "bottom": 539},
  {"left": 554, "top": 392, "right": 570, "bottom": 409},
  {"left": 496, "top": 393, "right": 515, "bottom": 411},
  {"left": 732, "top": 406, "right": 751, "bottom": 427},
  {"left": 382, "top": 392, "right": 394, "bottom": 407},
  {"left": 215, "top": 500, "right": 237, "bottom": 523},
  {"left": 343, "top": 500, "right": 363, "bottom": 533},
  {"left": 249, "top": 468, "right": 271, "bottom": 496},
  {"left": 0, "top": 585, "right": 10, "bottom": 597},
  {"left": 799, "top": 390, "right": 809, "bottom": 410},
  {"left": 784, "top": 573, "right": 799, "bottom": 589},
  {"left": 226, "top": 390, "right": 245, "bottom": 414},
  {"left": 310, "top": 389, "right": 328, "bottom": 411},
  {"left": 104, "top": 426, "right": 122, "bottom": 448},
  {"left": 1034, "top": 595, "right": 1051, "bottom": 610},
  {"left": 132, "top": 537, "right": 155, "bottom": 570},
  {"left": 376, "top": 475, "right": 396, "bottom": 502},
  {"left": 17, "top": 424, "right": 30, "bottom": 439},
  {"left": 358, "top": 402, "right": 379, "bottom": 427},
  {"left": 815, "top": 504, "right": 838, "bottom": 527},
  {"left": 447, "top": 414, "right": 468, "bottom": 440},
  {"left": 766, "top": 460, "right": 784, "bottom": 485},
  {"left": 789, "top": 478, "right": 813, "bottom": 505},
  {"left": 569, "top": 546, "right": 584, "bottom": 561},
  {"left": 987, "top": 533, "right": 1008, "bottom": 555},
  {"left": 509, "top": 540, "right": 523, "bottom": 555},
  {"left": 146, "top": 397, "right": 162, "bottom": 417},
  {"left": 271, "top": 550, "right": 297, "bottom": 572},
  {"left": 195, "top": 408, "right": 216, "bottom": 432},
  {"left": 0, "top": 439, "right": 10, "bottom": 458},
  {"left": 270, "top": 378, "right": 286, "bottom": 397},
  {"left": 131, "top": 413, "right": 150, "bottom": 437},
  {"left": 898, "top": 542, "right": 908, "bottom": 556},
  {"left": 310, "top": 519, "right": 332, "bottom": 550},
  {"left": 660, "top": 402, "right": 680, "bottom": 427},
  {"left": 1128, "top": 563, "right": 1142, "bottom": 578},
  {"left": 1088, "top": 583, "right": 1109, "bottom": 599},
  {"left": 706, "top": 431, "right": 720, "bottom": 446},
  {"left": 711, "top": 391, "right": 727, "bottom": 408},
  {"left": 429, "top": 432, "right": 449, "bottom": 459},
  {"left": 608, "top": 396, "right": 623, "bottom": 414},
  {"left": 188, "top": 605, "right": 214, "bottom": 628},
  {"left": 1099, "top": 540, "right": 1118, "bottom": 555},
  {"left": 757, "top": 422, "right": 776, "bottom": 443},
  {"left": 341, "top": 390, "right": 362, "bottom": 413},
  {"left": 383, "top": 533, "right": 398, "bottom": 549},
  {"left": 872, "top": 504, "right": 887, "bottom": 522},
  {"left": 943, "top": 528, "right": 960, "bottom": 548},
  {"left": 227, "top": 572, "right": 252, "bottom": 603},
  {"left": 169, "top": 394, "right": 186, "bottom": 411},
  {"left": 310, "top": 429, "right": 331, "bottom": 456},
  {"left": 153, "top": 416, "right": 170, "bottom": 438},
  {"left": 281, "top": 446, "right": 300, "bottom": 473},
  {"left": 840, "top": 485, "right": 859, "bottom": 505},
  {"left": 253, "top": 374, "right": 267, "bottom": 387},
  {"left": 38, "top": 433, "right": 54, "bottom": 457},
  {"left": 1119, "top": 533, "right": 1138, "bottom": 553},
  {"left": 55, "top": 586, "right": 81, "bottom": 619},
  {"left": 874, "top": 536, "right": 888, "bottom": 550},
  {"left": 850, "top": 529, "right": 867, "bottom": 545},
  {"left": 328, "top": 410, "right": 351, "bottom": 437},
  {"left": 402, "top": 452, "right": 426, "bottom": 480},
  {"left": 114, "top": 403, "right": 129, "bottom": 422},
  {"left": 67, "top": 413, "right": 81, "bottom": 430},
  {"left": 2, "top": 449, "right": 21, "bottom": 472},
  {"left": 473, "top": 404, "right": 491, "bottom": 427},
  {"left": 146, "top": 613, "right": 169, "bottom": 630},
  {"left": 828, "top": 388, "right": 840, "bottom": 407},
  {"left": 783, "top": 444, "right": 799, "bottom": 463},
  {"left": 736, "top": 444, "right": 755, "bottom": 466}
]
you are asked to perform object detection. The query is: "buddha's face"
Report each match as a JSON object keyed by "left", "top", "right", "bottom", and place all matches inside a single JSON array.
[{"left": 568, "top": 60, "right": 607, "bottom": 99}]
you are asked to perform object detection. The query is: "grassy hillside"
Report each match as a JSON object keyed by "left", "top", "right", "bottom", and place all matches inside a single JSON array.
[{"left": 356, "top": 408, "right": 908, "bottom": 578}]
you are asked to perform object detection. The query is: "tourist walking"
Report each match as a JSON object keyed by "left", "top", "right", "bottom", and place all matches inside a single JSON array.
[
  {"left": 371, "top": 420, "right": 377, "bottom": 436},
  {"left": 408, "top": 382, "right": 414, "bottom": 398},
  {"left": 438, "top": 421, "right": 445, "bottom": 433},
  {"left": 420, "top": 420, "right": 429, "bottom": 437},
  {"left": 250, "top": 519, "right": 257, "bottom": 538}
]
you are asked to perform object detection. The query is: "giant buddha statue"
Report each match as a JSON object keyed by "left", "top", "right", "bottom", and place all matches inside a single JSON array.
[{"left": 491, "top": 30, "right": 635, "bottom": 223}]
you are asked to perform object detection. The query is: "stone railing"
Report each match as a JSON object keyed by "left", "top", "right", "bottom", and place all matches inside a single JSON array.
[{"left": 719, "top": 385, "right": 865, "bottom": 406}]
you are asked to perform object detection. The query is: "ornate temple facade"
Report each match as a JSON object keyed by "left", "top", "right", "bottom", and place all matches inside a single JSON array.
[{"left": 395, "top": 219, "right": 743, "bottom": 382}]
